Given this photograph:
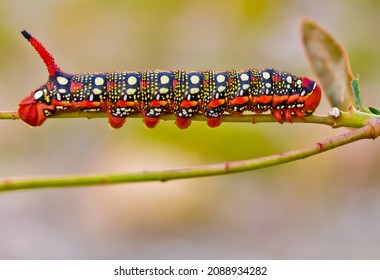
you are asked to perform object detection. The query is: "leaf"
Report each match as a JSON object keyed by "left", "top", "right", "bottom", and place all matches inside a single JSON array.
[
  {"left": 351, "top": 79, "right": 367, "bottom": 112},
  {"left": 302, "top": 19, "right": 356, "bottom": 110},
  {"left": 369, "top": 107, "right": 380, "bottom": 115},
  {"left": 349, "top": 79, "right": 380, "bottom": 116}
]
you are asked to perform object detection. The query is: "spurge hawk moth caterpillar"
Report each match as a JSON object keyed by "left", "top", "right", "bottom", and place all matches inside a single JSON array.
[{"left": 18, "top": 30, "right": 322, "bottom": 129}]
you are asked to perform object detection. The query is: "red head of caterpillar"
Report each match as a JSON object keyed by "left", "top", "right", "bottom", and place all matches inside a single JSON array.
[{"left": 18, "top": 30, "right": 322, "bottom": 129}]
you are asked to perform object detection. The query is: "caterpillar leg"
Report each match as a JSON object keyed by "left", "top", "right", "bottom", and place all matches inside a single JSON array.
[
  {"left": 108, "top": 107, "right": 132, "bottom": 128},
  {"left": 294, "top": 108, "right": 305, "bottom": 120},
  {"left": 143, "top": 116, "right": 160, "bottom": 128},
  {"left": 107, "top": 99, "right": 137, "bottom": 128},
  {"left": 285, "top": 108, "right": 305, "bottom": 122},
  {"left": 272, "top": 109, "right": 284, "bottom": 124},
  {"left": 143, "top": 100, "right": 168, "bottom": 128},
  {"left": 175, "top": 100, "right": 199, "bottom": 129},
  {"left": 284, "top": 109, "right": 293, "bottom": 123},
  {"left": 205, "top": 99, "right": 225, "bottom": 128},
  {"left": 272, "top": 108, "right": 306, "bottom": 124},
  {"left": 207, "top": 117, "right": 221, "bottom": 128},
  {"left": 175, "top": 117, "right": 192, "bottom": 129}
]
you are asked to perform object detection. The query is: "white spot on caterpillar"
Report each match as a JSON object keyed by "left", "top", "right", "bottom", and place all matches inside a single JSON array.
[
  {"left": 190, "top": 75, "right": 200, "bottom": 84},
  {"left": 301, "top": 90, "right": 306, "bottom": 96},
  {"left": 217, "top": 85, "right": 226, "bottom": 92},
  {"left": 93, "top": 88, "right": 102, "bottom": 95},
  {"left": 242, "top": 84, "right": 250, "bottom": 90},
  {"left": 265, "top": 83, "right": 272, "bottom": 88},
  {"left": 34, "top": 90, "right": 44, "bottom": 100},
  {"left": 190, "top": 87, "right": 199, "bottom": 94},
  {"left": 94, "top": 77, "right": 105, "bottom": 86},
  {"left": 240, "top": 73, "right": 249, "bottom": 81},
  {"left": 127, "top": 76, "right": 137, "bottom": 85},
  {"left": 56, "top": 93, "right": 62, "bottom": 101},
  {"left": 160, "top": 75, "right": 170, "bottom": 84},
  {"left": 216, "top": 74, "right": 225, "bottom": 83},
  {"left": 89, "top": 94, "right": 94, "bottom": 102},
  {"left": 126, "top": 88, "right": 136, "bottom": 95},
  {"left": 263, "top": 72, "right": 271, "bottom": 80},
  {"left": 43, "top": 110, "right": 53, "bottom": 117},
  {"left": 56, "top": 106, "right": 67, "bottom": 111},
  {"left": 159, "top": 87, "right": 169, "bottom": 94},
  {"left": 57, "top": 76, "right": 69, "bottom": 85},
  {"left": 286, "top": 76, "right": 292, "bottom": 84},
  {"left": 58, "top": 88, "right": 67, "bottom": 93}
]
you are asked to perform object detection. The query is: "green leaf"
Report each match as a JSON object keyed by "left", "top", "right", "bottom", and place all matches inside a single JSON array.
[
  {"left": 352, "top": 79, "right": 377, "bottom": 114},
  {"left": 302, "top": 19, "right": 356, "bottom": 110},
  {"left": 351, "top": 79, "right": 366, "bottom": 112},
  {"left": 369, "top": 107, "right": 380, "bottom": 115}
]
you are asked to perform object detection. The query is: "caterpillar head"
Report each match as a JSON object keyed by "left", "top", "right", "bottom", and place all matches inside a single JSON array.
[
  {"left": 18, "top": 30, "right": 61, "bottom": 126},
  {"left": 18, "top": 83, "right": 55, "bottom": 126},
  {"left": 300, "top": 76, "right": 322, "bottom": 114}
]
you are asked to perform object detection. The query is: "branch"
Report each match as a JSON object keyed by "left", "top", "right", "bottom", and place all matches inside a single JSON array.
[
  {"left": 1, "top": 108, "right": 379, "bottom": 128},
  {"left": 1, "top": 119, "right": 379, "bottom": 192}
]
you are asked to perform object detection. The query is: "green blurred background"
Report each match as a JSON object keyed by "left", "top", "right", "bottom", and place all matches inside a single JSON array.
[{"left": 1, "top": 0, "right": 380, "bottom": 259}]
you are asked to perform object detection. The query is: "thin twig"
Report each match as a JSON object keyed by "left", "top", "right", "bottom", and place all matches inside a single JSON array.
[
  {"left": 1, "top": 119, "right": 379, "bottom": 192},
  {"left": 0, "top": 109, "right": 378, "bottom": 128}
]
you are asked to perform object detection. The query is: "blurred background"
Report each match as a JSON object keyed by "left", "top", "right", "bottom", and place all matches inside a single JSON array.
[{"left": 0, "top": 0, "right": 380, "bottom": 259}]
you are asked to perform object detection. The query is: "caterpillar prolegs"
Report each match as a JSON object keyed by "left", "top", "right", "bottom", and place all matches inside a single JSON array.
[{"left": 18, "top": 30, "right": 322, "bottom": 129}]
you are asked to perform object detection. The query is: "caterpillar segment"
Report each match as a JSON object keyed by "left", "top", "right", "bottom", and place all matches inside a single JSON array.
[{"left": 18, "top": 31, "right": 322, "bottom": 129}]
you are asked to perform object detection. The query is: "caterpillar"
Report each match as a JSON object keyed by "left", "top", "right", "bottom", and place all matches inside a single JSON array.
[{"left": 18, "top": 30, "right": 321, "bottom": 129}]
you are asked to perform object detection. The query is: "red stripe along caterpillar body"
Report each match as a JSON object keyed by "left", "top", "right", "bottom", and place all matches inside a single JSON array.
[{"left": 18, "top": 30, "right": 322, "bottom": 129}]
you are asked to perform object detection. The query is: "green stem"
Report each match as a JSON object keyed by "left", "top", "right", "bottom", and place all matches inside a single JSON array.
[
  {"left": 1, "top": 119, "right": 379, "bottom": 192},
  {"left": 1, "top": 109, "right": 379, "bottom": 128}
]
